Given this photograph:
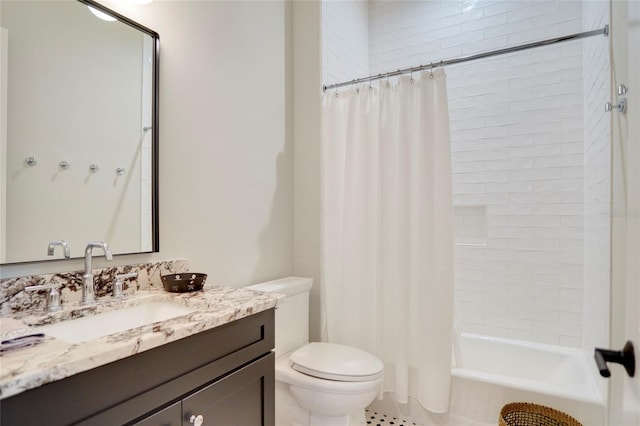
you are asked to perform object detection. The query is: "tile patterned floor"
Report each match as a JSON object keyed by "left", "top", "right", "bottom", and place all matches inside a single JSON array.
[{"left": 365, "top": 409, "right": 417, "bottom": 426}]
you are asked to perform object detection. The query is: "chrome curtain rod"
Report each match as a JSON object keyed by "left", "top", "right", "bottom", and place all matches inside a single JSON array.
[{"left": 322, "top": 25, "right": 609, "bottom": 92}]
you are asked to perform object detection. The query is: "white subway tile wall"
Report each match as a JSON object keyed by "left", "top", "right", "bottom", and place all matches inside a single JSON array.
[
  {"left": 322, "top": 0, "right": 610, "bottom": 348},
  {"left": 454, "top": 205, "right": 488, "bottom": 246},
  {"left": 581, "top": 0, "right": 610, "bottom": 367},
  {"left": 322, "top": 1, "right": 369, "bottom": 87},
  {"left": 384, "top": 0, "right": 585, "bottom": 347}
]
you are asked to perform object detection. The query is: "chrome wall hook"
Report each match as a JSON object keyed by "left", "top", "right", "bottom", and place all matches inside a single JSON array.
[
  {"left": 25, "top": 156, "right": 37, "bottom": 167},
  {"left": 59, "top": 160, "right": 71, "bottom": 170},
  {"left": 89, "top": 164, "right": 100, "bottom": 173}
]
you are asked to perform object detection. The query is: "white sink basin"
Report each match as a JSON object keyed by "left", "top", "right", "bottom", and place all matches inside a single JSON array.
[{"left": 37, "top": 302, "right": 195, "bottom": 343}]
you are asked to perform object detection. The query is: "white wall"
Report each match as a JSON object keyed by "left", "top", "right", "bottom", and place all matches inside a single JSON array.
[
  {"left": 323, "top": 0, "right": 598, "bottom": 347},
  {"left": 1, "top": 27, "right": 7, "bottom": 263},
  {"left": 1, "top": 0, "right": 294, "bottom": 288},
  {"left": 294, "top": 1, "right": 323, "bottom": 342}
]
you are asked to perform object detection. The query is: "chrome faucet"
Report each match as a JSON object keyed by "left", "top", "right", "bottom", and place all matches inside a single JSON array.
[
  {"left": 82, "top": 242, "right": 113, "bottom": 304},
  {"left": 47, "top": 240, "right": 71, "bottom": 258}
]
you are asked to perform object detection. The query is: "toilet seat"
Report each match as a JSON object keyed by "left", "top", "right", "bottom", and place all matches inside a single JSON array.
[{"left": 289, "top": 342, "right": 384, "bottom": 382}]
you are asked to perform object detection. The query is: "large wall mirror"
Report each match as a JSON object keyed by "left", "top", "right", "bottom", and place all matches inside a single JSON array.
[{"left": 0, "top": 0, "right": 159, "bottom": 265}]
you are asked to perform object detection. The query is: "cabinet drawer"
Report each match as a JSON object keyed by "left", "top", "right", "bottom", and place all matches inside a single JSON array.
[{"left": 135, "top": 402, "right": 180, "bottom": 426}]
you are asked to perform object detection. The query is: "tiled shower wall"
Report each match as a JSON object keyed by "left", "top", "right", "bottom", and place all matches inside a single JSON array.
[
  {"left": 581, "top": 0, "right": 610, "bottom": 362},
  {"left": 370, "top": 0, "right": 586, "bottom": 346},
  {"left": 322, "top": 1, "right": 369, "bottom": 87},
  {"left": 323, "top": 0, "right": 610, "bottom": 348}
]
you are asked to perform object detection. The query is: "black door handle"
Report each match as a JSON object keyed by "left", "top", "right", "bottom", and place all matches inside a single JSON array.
[{"left": 594, "top": 341, "right": 635, "bottom": 378}]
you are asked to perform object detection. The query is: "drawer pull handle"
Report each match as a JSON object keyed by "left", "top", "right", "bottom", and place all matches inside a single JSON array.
[{"left": 190, "top": 414, "right": 204, "bottom": 426}]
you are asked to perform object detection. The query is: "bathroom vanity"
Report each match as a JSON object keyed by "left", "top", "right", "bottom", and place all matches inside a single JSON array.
[
  {"left": 1, "top": 0, "right": 281, "bottom": 421},
  {"left": 0, "top": 285, "right": 280, "bottom": 426}
]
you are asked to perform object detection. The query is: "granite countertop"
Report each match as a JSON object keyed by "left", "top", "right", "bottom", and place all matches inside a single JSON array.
[{"left": 0, "top": 286, "right": 282, "bottom": 400}]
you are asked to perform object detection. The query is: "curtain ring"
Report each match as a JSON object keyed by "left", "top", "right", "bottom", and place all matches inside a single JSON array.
[
  {"left": 429, "top": 62, "right": 434, "bottom": 79},
  {"left": 409, "top": 69, "right": 414, "bottom": 84}
]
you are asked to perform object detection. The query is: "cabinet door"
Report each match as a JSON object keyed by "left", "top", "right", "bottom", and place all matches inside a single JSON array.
[
  {"left": 182, "top": 352, "right": 274, "bottom": 426},
  {"left": 134, "top": 402, "right": 181, "bottom": 426}
]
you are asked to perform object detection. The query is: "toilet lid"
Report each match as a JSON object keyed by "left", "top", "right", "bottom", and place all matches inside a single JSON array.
[{"left": 289, "top": 342, "right": 384, "bottom": 382}]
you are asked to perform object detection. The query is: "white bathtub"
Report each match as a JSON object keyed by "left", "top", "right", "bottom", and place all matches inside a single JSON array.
[{"left": 450, "top": 333, "right": 606, "bottom": 426}]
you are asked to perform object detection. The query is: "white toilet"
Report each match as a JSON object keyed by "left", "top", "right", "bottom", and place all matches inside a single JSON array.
[{"left": 247, "top": 277, "right": 383, "bottom": 426}]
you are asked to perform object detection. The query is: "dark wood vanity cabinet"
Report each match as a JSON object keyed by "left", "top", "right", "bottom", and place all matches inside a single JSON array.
[
  {"left": 0, "top": 309, "right": 275, "bottom": 426},
  {"left": 179, "top": 353, "right": 273, "bottom": 426},
  {"left": 134, "top": 353, "right": 274, "bottom": 426},
  {"left": 134, "top": 402, "right": 181, "bottom": 426}
]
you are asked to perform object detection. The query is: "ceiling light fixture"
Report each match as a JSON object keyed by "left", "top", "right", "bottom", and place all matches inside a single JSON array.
[{"left": 88, "top": 6, "right": 117, "bottom": 21}]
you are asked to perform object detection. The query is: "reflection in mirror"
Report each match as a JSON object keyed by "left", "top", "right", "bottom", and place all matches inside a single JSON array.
[{"left": 0, "top": 0, "right": 159, "bottom": 264}]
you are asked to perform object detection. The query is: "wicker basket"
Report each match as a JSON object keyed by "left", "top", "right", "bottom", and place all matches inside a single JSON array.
[{"left": 499, "top": 402, "right": 583, "bottom": 426}]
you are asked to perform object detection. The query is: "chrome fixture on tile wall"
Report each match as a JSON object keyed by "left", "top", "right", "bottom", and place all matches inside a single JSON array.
[{"left": 605, "top": 84, "right": 628, "bottom": 114}]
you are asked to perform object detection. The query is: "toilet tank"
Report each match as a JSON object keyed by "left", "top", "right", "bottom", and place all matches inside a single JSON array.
[{"left": 247, "top": 277, "right": 313, "bottom": 357}]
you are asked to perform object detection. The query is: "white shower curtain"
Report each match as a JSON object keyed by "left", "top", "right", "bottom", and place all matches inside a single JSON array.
[{"left": 321, "top": 69, "right": 454, "bottom": 413}]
